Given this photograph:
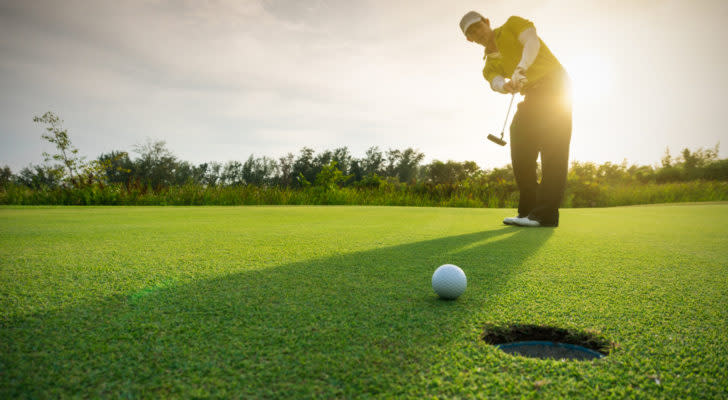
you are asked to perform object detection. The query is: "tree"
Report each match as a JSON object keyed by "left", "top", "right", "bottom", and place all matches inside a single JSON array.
[
  {"left": 202, "top": 162, "right": 222, "bottom": 187},
  {"left": 680, "top": 144, "right": 719, "bottom": 179},
  {"left": 661, "top": 147, "right": 673, "bottom": 168},
  {"left": 172, "top": 161, "right": 198, "bottom": 185},
  {"left": 462, "top": 161, "right": 480, "bottom": 179},
  {"left": 362, "top": 146, "right": 385, "bottom": 177},
  {"left": 242, "top": 155, "right": 278, "bottom": 186},
  {"left": 484, "top": 164, "right": 515, "bottom": 184},
  {"left": 314, "top": 149, "right": 333, "bottom": 172},
  {"left": 221, "top": 161, "right": 244, "bottom": 186},
  {"left": 425, "top": 160, "right": 482, "bottom": 185},
  {"left": 395, "top": 148, "right": 425, "bottom": 183},
  {"left": 704, "top": 159, "right": 728, "bottom": 180},
  {"left": 348, "top": 159, "right": 365, "bottom": 183},
  {"left": 314, "top": 161, "right": 349, "bottom": 191},
  {"left": 597, "top": 161, "right": 628, "bottom": 184},
  {"left": 97, "top": 151, "right": 133, "bottom": 185},
  {"left": 657, "top": 144, "right": 720, "bottom": 182},
  {"left": 293, "top": 147, "right": 316, "bottom": 187},
  {"left": 427, "top": 160, "right": 459, "bottom": 185},
  {"left": 16, "top": 164, "right": 63, "bottom": 189},
  {"left": 332, "top": 147, "right": 352, "bottom": 176},
  {"left": 189, "top": 163, "right": 212, "bottom": 186},
  {"left": 133, "top": 139, "right": 178, "bottom": 188},
  {"left": 569, "top": 161, "right": 598, "bottom": 183},
  {"left": 33, "top": 112, "right": 84, "bottom": 186},
  {"left": 384, "top": 149, "right": 401, "bottom": 178},
  {"left": 627, "top": 164, "right": 655, "bottom": 183},
  {"left": 278, "top": 153, "right": 295, "bottom": 187},
  {"left": 0, "top": 165, "right": 13, "bottom": 189}
]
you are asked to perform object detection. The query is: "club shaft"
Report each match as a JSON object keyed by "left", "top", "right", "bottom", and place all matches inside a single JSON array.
[{"left": 501, "top": 93, "right": 515, "bottom": 136}]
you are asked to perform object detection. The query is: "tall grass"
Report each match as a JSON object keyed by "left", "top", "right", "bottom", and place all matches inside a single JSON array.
[
  {"left": 2, "top": 180, "right": 727, "bottom": 207},
  {"left": 595, "top": 181, "right": 728, "bottom": 206}
]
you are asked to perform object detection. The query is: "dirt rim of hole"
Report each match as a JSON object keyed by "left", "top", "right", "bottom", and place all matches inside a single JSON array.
[{"left": 481, "top": 323, "right": 617, "bottom": 360}]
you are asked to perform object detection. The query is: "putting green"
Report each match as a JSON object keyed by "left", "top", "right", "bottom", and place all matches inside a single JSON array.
[{"left": 1, "top": 204, "right": 727, "bottom": 398}]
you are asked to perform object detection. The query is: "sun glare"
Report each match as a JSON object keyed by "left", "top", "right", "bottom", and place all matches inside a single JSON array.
[{"left": 563, "top": 53, "right": 614, "bottom": 105}]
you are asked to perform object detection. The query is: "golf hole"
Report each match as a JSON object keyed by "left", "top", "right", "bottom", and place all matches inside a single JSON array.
[{"left": 481, "top": 324, "right": 614, "bottom": 361}]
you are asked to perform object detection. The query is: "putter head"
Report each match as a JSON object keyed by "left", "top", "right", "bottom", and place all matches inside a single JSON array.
[{"left": 487, "top": 134, "right": 507, "bottom": 146}]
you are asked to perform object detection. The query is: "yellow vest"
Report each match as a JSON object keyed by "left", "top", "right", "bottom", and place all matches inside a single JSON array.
[{"left": 483, "top": 16, "right": 563, "bottom": 90}]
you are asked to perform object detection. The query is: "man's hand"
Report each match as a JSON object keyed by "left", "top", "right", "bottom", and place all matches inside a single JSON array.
[
  {"left": 505, "top": 67, "right": 527, "bottom": 93},
  {"left": 503, "top": 79, "right": 521, "bottom": 93},
  {"left": 511, "top": 67, "right": 527, "bottom": 86}
]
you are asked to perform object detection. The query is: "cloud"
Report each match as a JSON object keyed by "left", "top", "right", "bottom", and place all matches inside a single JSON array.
[{"left": 1, "top": 0, "right": 726, "bottom": 171}]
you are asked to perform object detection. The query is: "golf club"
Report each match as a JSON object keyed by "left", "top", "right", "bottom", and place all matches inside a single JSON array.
[{"left": 487, "top": 93, "right": 515, "bottom": 146}]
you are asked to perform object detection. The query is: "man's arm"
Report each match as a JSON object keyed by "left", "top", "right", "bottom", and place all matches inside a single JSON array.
[
  {"left": 511, "top": 27, "right": 540, "bottom": 87},
  {"left": 517, "top": 27, "right": 540, "bottom": 73},
  {"left": 484, "top": 57, "right": 509, "bottom": 94}
]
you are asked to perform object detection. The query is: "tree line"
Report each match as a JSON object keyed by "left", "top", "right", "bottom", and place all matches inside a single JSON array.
[{"left": 1, "top": 112, "right": 727, "bottom": 203}]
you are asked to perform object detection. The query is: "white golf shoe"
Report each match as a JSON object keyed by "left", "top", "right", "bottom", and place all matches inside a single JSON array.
[
  {"left": 503, "top": 215, "right": 531, "bottom": 225},
  {"left": 513, "top": 217, "right": 541, "bottom": 227}
]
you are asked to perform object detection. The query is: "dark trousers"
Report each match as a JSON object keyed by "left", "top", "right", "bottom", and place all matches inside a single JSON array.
[{"left": 510, "top": 70, "right": 572, "bottom": 226}]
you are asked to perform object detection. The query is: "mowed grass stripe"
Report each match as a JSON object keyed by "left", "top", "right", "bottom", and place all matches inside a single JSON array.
[{"left": 1, "top": 205, "right": 727, "bottom": 398}]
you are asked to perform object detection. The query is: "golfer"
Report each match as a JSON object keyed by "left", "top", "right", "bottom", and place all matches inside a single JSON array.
[{"left": 460, "top": 11, "right": 572, "bottom": 227}]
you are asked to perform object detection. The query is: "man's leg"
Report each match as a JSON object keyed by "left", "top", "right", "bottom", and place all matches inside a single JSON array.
[
  {"left": 509, "top": 102, "right": 540, "bottom": 218},
  {"left": 528, "top": 104, "right": 572, "bottom": 226}
]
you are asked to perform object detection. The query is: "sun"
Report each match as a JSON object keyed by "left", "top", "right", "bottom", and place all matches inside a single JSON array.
[{"left": 562, "top": 53, "right": 614, "bottom": 105}]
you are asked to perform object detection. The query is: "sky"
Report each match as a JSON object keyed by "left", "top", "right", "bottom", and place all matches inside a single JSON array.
[{"left": 1, "top": 0, "right": 727, "bottom": 172}]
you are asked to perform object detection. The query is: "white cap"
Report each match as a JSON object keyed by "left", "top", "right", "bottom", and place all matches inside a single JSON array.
[{"left": 460, "top": 11, "right": 483, "bottom": 36}]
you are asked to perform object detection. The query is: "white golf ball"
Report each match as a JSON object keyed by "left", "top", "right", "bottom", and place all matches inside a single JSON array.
[{"left": 432, "top": 264, "right": 467, "bottom": 300}]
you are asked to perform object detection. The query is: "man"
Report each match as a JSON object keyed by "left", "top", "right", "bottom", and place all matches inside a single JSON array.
[{"left": 460, "top": 11, "right": 572, "bottom": 227}]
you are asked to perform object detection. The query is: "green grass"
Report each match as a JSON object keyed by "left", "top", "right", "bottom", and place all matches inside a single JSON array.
[
  {"left": 1, "top": 205, "right": 727, "bottom": 398},
  {"left": 3, "top": 180, "right": 727, "bottom": 207}
]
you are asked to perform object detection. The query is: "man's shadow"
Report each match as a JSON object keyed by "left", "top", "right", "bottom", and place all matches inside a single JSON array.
[{"left": 4, "top": 226, "right": 553, "bottom": 397}]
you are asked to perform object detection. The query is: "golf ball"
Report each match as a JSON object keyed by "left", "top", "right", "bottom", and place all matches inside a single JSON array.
[{"left": 432, "top": 264, "right": 467, "bottom": 299}]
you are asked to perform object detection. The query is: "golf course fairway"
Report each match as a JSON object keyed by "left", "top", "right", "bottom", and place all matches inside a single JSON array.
[{"left": 1, "top": 204, "right": 727, "bottom": 398}]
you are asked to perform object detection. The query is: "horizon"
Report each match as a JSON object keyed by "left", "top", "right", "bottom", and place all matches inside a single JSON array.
[{"left": 7, "top": 131, "right": 721, "bottom": 174}]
